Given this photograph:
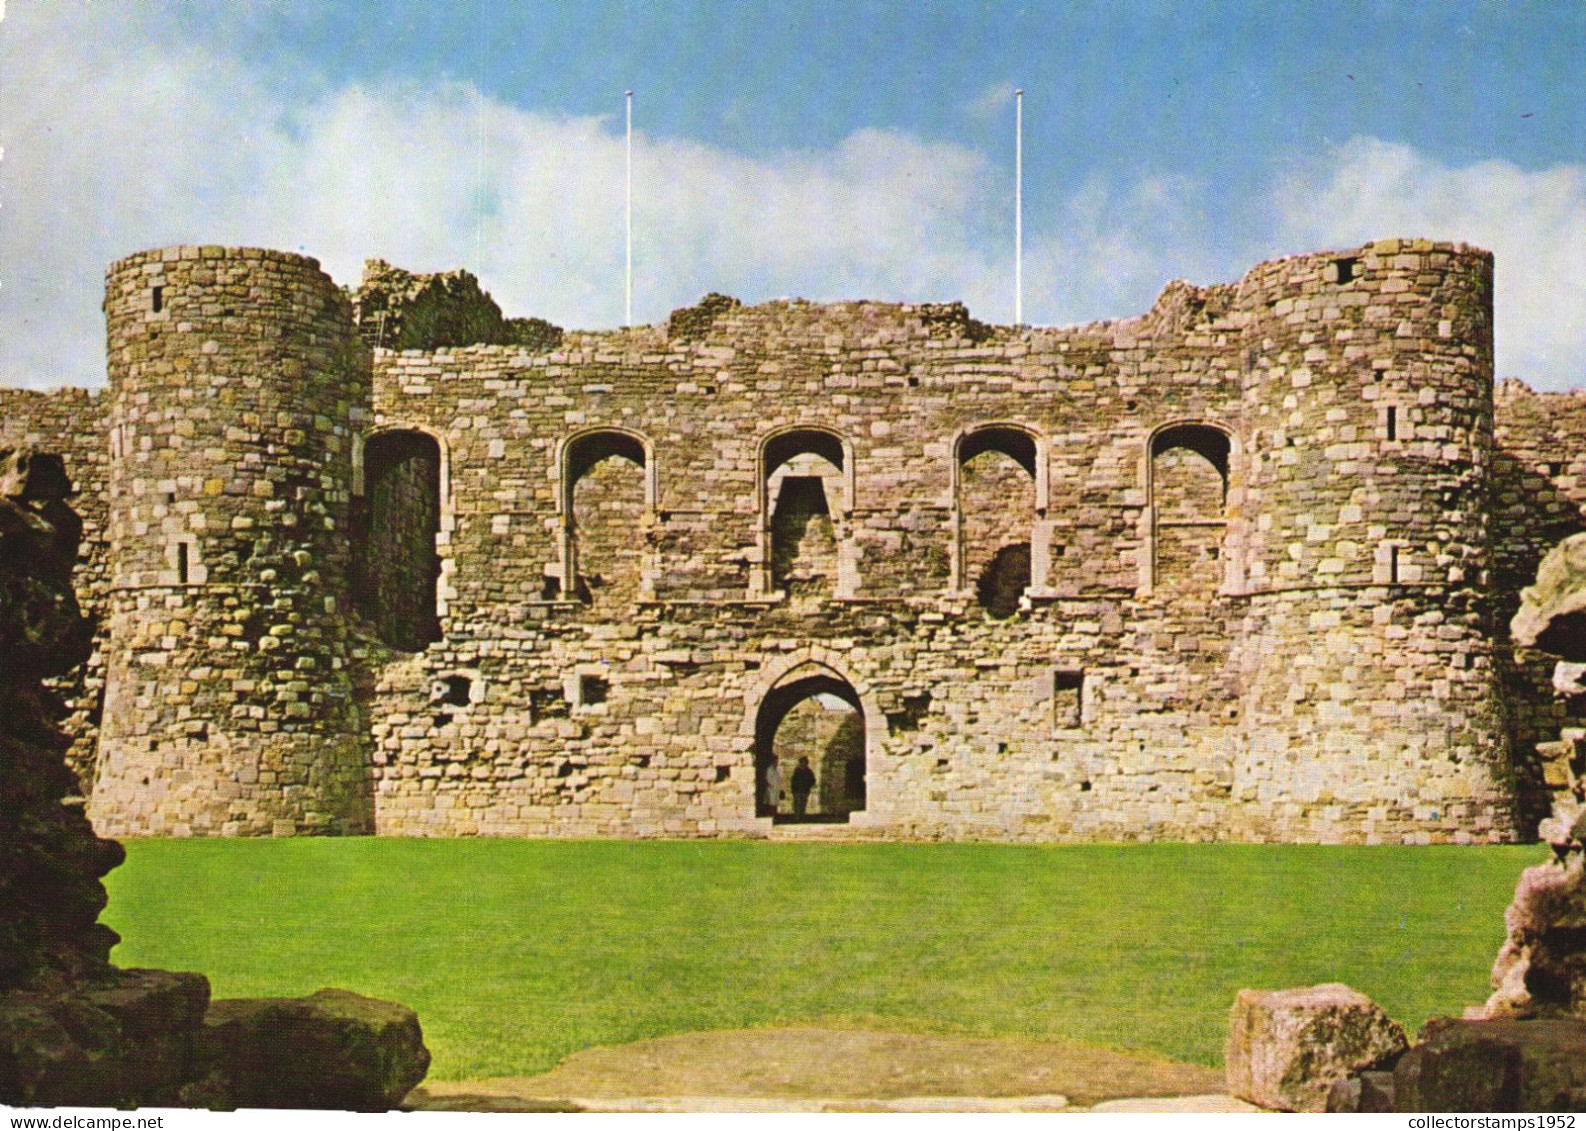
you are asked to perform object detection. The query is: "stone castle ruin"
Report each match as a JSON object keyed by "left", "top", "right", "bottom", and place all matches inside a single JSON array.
[{"left": 6, "top": 237, "right": 1585, "bottom": 843}]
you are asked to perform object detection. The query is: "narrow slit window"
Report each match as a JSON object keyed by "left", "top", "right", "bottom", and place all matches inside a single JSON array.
[
  {"left": 151, "top": 285, "right": 164, "bottom": 313},
  {"left": 1386, "top": 406, "right": 1398, "bottom": 441},
  {"left": 1388, "top": 545, "right": 1400, "bottom": 584},
  {"left": 176, "top": 542, "right": 190, "bottom": 585}
]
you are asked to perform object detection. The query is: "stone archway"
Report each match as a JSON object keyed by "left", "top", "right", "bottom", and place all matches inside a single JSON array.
[
  {"left": 753, "top": 427, "right": 855, "bottom": 600},
  {"left": 754, "top": 668, "right": 866, "bottom": 824}
]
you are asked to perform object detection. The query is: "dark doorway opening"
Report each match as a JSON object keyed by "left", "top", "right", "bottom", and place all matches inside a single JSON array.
[
  {"left": 755, "top": 671, "right": 865, "bottom": 824},
  {"left": 356, "top": 430, "right": 442, "bottom": 651}
]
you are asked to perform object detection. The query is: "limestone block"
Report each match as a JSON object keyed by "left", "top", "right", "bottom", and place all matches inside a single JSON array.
[
  {"left": 1513, "top": 533, "right": 1586, "bottom": 661},
  {"left": 197, "top": 988, "right": 430, "bottom": 1110},
  {"left": 1225, "top": 983, "right": 1408, "bottom": 1111},
  {"left": 1393, "top": 1018, "right": 1586, "bottom": 1112},
  {"left": 1481, "top": 851, "right": 1586, "bottom": 1021},
  {"left": 0, "top": 969, "right": 209, "bottom": 1107}
]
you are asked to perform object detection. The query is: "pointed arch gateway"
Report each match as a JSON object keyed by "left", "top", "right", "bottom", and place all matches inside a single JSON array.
[{"left": 752, "top": 660, "right": 868, "bottom": 824}]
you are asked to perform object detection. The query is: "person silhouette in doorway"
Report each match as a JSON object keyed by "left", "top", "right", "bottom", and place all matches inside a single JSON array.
[{"left": 791, "top": 756, "right": 816, "bottom": 818}]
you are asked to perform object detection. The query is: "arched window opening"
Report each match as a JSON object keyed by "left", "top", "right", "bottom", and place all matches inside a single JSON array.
[
  {"left": 1148, "top": 423, "right": 1231, "bottom": 594},
  {"left": 754, "top": 671, "right": 865, "bottom": 824},
  {"left": 959, "top": 426, "right": 1036, "bottom": 476},
  {"left": 976, "top": 542, "right": 1031, "bottom": 619},
  {"left": 759, "top": 429, "right": 849, "bottom": 600},
  {"left": 356, "top": 430, "right": 443, "bottom": 651},
  {"left": 956, "top": 425, "right": 1040, "bottom": 598},
  {"left": 769, "top": 457, "right": 840, "bottom": 594},
  {"left": 1152, "top": 425, "right": 1228, "bottom": 517},
  {"left": 564, "top": 430, "right": 648, "bottom": 607}
]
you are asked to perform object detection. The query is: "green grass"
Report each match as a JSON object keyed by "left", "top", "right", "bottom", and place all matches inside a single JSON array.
[{"left": 102, "top": 840, "right": 1539, "bottom": 1080}]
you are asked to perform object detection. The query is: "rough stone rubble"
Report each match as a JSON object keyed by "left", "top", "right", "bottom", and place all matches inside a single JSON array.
[{"left": 0, "top": 449, "right": 428, "bottom": 1107}]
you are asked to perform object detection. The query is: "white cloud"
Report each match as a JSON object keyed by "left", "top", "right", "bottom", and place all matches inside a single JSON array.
[
  {"left": 0, "top": 4, "right": 1206, "bottom": 390},
  {"left": 966, "top": 80, "right": 1018, "bottom": 122},
  {"left": 1026, "top": 172, "right": 1222, "bottom": 326},
  {"left": 1273, "top": 136, "right": 1586, "bottom": 389},
  {"left": 0, "top": 7, "right": 1020, "bottom": 387},
  {"left": 1, "top": 9, "right": 1579, "bottom": 395}
]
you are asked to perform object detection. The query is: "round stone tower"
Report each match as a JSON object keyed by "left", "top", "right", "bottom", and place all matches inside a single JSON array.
[
  {"left": 90, "top": 247, "right": 373, "bottom": 836},
  {"left": 1230, "top": 239, "right": 1518, "bottom": 842}
]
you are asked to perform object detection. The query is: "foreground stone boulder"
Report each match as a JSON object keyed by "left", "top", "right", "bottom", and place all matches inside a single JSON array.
[
  {"left": 1226, "top": 984, "right": 1408, "bottom": 1111},
  {"left": 1512, "top": 532, "right": 1586, "bottom": 661},
  {"left": 0, "top": 969, "right": 209, "bottom": 1107},
  {"left": 193, "top": 989, "right": 430, "bottom": 1110},
  {"left": 1393, "top": 1017, "right": 1586, "bottom": 1112},
  {"left": 1, "top": 978, "right": 430, "bottom": 1109},
  {"left": 1485, "top": 530, "right": 1586, "bottom": 1023},
  {"left": 1325, "top": 1068, "right": 1399, "bottom": 1113},
  {"left": 1481, "top": 850, "right": 1586, "bottom": 1021}
]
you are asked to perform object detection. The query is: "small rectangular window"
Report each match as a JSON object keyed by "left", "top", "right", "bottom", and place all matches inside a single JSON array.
[
  {"left": 1334, "top": 257, "right": 1358, "bottom": 284},
  {"left": 1385, "top": 406, "right": 1398, "bottom": 441},
  {"left": 579, "top": 674, "right": 609, "bottom": 705},
  {"left": 1054, "top": 669, "right": 1083, "bottom": 729},
  {"left": 176, "top": 542, "right": 190, "bottom": 585},
  {"left": 151, "top": 285, "right": 164, "bottom": 313},
  {"left": 1388, "top": 545, "right": 1400, "bottom": 584}
]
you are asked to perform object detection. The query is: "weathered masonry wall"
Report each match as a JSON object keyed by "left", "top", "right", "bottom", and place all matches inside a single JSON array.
[
  {"left": 1491, "top": 381, "right": 1586, "bottom": 831},
  {"left": 13, "top": 237, "right": 1586, "bottom": 842},
  {"left": 0, "top": 387, "right": 112, "bottom": 788},
  {"left": 88, "top": 248, "right": 373, "bottom": 836},
  {"left": 347, "top": 237, "right": 1515, "bottom": 844}
]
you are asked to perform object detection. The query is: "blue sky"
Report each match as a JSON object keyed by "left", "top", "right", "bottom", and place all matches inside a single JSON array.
[{"left": 2, "top": 2, "right": 1582, "bottom": 388}]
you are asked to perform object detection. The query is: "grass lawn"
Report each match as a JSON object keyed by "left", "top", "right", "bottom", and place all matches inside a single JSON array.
[{"left": 102, "top": 840, "right": 1540, "bottom": 1081}]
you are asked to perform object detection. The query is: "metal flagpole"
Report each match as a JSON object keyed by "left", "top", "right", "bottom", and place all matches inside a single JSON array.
[
  {"left": 1015, "top": 88, "right": 1023, "bottom": 326},
  {"left": 625, "top": 90, "right": 633, "bottom": 328}
]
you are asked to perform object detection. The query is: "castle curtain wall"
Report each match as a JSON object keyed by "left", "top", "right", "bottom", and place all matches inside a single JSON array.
[{"left": 19, "top": 239, "right": 1575, "bottom": 841}]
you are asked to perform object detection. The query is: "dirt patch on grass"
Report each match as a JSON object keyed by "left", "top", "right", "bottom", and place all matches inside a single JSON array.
[{"left": 409, "top": 1026, "right": 1223, "bottom": 1111}]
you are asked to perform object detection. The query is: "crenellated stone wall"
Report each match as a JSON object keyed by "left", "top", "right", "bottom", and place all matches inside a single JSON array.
[{"left": 10, "top": 237, "right": 1586, "bottom": 842}]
